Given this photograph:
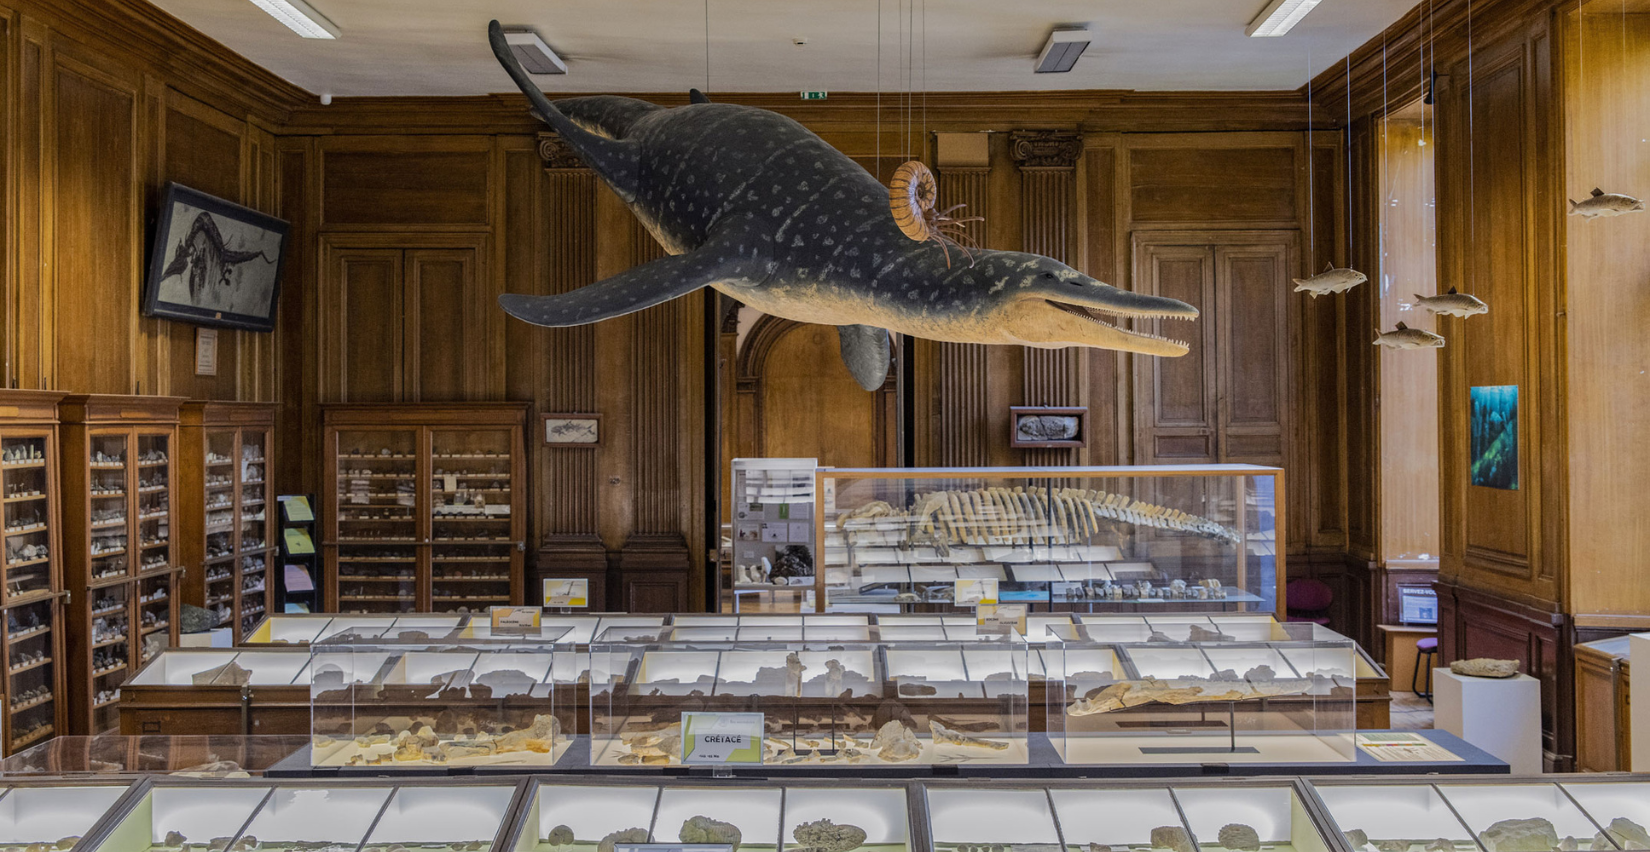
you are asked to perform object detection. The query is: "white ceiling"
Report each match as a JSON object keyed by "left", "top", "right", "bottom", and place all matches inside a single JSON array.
[{"left": 149, "top": 0, "right": 1415, "bottom": 97}]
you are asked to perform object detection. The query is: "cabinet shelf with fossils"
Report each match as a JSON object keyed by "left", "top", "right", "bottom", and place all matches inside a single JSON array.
[
  {"left": 813, "top": 465, "right": 1282, "bottom": 615},
  {"left": 178, "top": 402, "right": 277, "bottom": 643},
  {"left": 322, "top": 404, "right": 528, "bottom": 614},
  {"left": 1309, "top": 776, "right": 1650, "bottom": 852},
  {"left": 78, "top": 776, "right": 528, "bottom": 852},
  {"left": 507, "top": 777, "right": 913, "bottom": 852},
  {"left": 920, "top": 778, "right": 1336, "bottom": 852},
  {"left": 1045, "top": 620, "right": 1358, "bottom": 765},
  {"left": 729, "top": 458, "right": 819, "bottom": 594},
  {"left": 0, "top": 391, "right": 69, "bottom": 754},
  {"left": 590, "top": 624, "right": 1029, "bottom": 767},
  {"left": 60, "top": 395, "right": 184, "bottom": 735},
  {"left": 308, "top": 630, "right": 576, "bottom": 768}
]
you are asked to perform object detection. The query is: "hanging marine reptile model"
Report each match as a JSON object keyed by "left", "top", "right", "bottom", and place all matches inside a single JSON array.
[{"left": 486, "top": 22, "right": 1197, "bottom": 390}]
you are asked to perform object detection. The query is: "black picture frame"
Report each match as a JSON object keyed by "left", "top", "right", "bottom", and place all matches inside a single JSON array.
[
  {"left": 142, "top": 182, "right": 290, "bottom": 332},
  {"left": 1009, "top": 405, "right": 1088, "bottom": 448}
]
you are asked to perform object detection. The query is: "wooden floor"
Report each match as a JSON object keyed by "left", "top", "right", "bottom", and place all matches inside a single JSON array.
[
  {"left": 722, "top": 589, "right": 809, "bottom": 613},
  {"left": 1389, "top": 691, "right": 1436, "bottom": 730}
]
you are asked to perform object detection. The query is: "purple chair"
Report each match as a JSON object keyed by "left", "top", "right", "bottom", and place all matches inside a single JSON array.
[
  {"left": 1414, "top": 636, "right": 1439, "bottom": 701},
  {"left": 1284, "top": 578, "right": 1333, "bottom": 626}
]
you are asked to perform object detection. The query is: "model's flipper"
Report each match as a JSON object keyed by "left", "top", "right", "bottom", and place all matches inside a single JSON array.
[
  {"left": 500, "top": 246, "right": 756, "bottom": 327},
  {"left": 487, "top": 21, "right": 640, "bottom": 201},
  {"left": 690, "top": 88, "right": 712, "bottom": 104},
  {"left": 837, "top": 324, "right": 892, "bottom": 391},
  {"left": 554, "top": 96, "right": 663, "bottom": 139}
]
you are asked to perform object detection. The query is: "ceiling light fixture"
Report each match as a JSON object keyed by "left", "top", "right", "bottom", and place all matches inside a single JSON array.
[
  {"left": 1034, "top": 28, "right": 1090, "bottom": 73},
  {"left": 247, "top": 0, "right": 339, "bottom": 39},
  {"left": 1246, "top": 0, "right": 1323, "bottom": 37},
  {"left": 503, "top": 28, "right": 568, "bottom": 75}
]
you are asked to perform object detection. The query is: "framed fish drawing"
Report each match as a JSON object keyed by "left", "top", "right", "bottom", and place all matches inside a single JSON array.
[{"left": 142, "top": 182, "right": 289, "bottom": 332}]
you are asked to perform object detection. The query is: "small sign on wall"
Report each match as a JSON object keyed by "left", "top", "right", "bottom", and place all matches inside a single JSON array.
[{"left": 194, "top": 328, "right": 218, "bottom": 376}]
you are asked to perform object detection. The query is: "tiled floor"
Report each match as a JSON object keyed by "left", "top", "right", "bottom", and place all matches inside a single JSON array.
[{"left": 1390, "top": 690, "right": 1436, "bottom": 730}]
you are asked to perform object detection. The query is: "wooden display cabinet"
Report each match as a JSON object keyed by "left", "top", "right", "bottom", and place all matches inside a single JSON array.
[
  {"left": 0, "top": 390, "right": 68, "bottom": 753},
  {"left": 321, "top": 403, "right": 528, "bottom": 613},
  {"left": 178, "top": 402, "right": 276, "bottom": 642},
  {"left": 60, "top": 395, "right": 183, "bottom": 734}
]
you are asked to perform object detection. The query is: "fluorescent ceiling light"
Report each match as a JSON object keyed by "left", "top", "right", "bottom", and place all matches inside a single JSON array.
[
  {"left": 1035, "top": 28, "right": 1091, "bottom": 73},
  {"left": 503, "top": 29, "right": 568, "bottom": 75},
  {"left": 247, "top": 0, "right": 339, "bottom": 39},
  {"left": 1246, "top": 0, "right": 1323, "bottom": 37}
]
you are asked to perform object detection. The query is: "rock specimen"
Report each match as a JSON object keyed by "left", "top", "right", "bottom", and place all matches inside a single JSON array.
[
  {"left": 164, "top": 833, "right": 187, "bottom": 847},
  {"left": 1449, "top": 659, "right": 1520, "bottom": 679},
  {"left": 439, "top": 740, "right": 497, "bottom": 760},
  {"left": 870, "top": 720, "right": 922, "bottom": 762},
  {"left": 1426, "top": 840, "right": 1455, "bottom": 852},
  {"left": 538, "top": 825, "right": 573, "bottom": 852},
  {"left": 496, "top": 714, "right": 561, "bottom": 753},
  {"left": 597, "top": 829, "right": 649, "bottom": 852},
  {"left": 825, "top": 659, "right": 845, "bottom": 696},
  {"left": 1152, "top": 826, "right": 1196, "bottom": 852},
  {"left": 191, "top": 660, "right": 253, "bottom": 686},
  {"left": 785, "top": 652, "right": 807, "bottom": 697},
  {"left": 899, "top": 682, "right": 937, "bottom": 697},
  {"left": 1218, "top": 824, "right": 1260, "bottom": 852},
  {"left": 1602, "top": 818, "right": 1650, "bottom": 851},
  {"left": 1559, "top": 838, "right": 1579, "bottom": 852},
  {"left": 792, "top": 819, "right": 867, "bottom": 852},
  {"left": 1377, "top": 842, "right": 1408, "bottom": 852},
  {"left": 1479, "top": 818, "right": 1558, "bottom": 852},
  {"left": 392, "top": 739, "right": 425, "bottom": 762},
  {"left": 929, "top": 720, "right": 1008, "bottom": 750},
  {"left": 1343, "top": 830, "right": 1369, "bottom": 850},
  {"left": 680, "top": 816, "right": 742, "bottom": 851}
]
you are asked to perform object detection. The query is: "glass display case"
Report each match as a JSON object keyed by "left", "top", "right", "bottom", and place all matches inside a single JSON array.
[
  {"left": 309, "top": 631, "right": 574, "bottom": 768},
  {"left": 179, "top": 403, "right": 277, "bottom": 643},
  {"left": 590, "top": 624, "right": 1028, "bottom": 766},
  {"left": 509, "top": 778, "right": 911, "bottom": 852},
  {"left": 0, "top": 779, "right": 135, "bottom": 847},
  {"left": 921, "top": 779, "right": 1333, "bottom": 852},
  {"left": 117, "top": 648, "right": 315, "bottom": 738},
  {"left": 1, "top": 735, "right": 308, "bottom": 776},
  {"left": 1046, "top": 621, "right": 1356, "bottom": 764},
  {"left": 814, "top": 465, "right": 1281, "bottom": 614},
  {"left": 1311, "top": 778, "right": 1650, "bottom": 852},
  {"left": 0, "top": 390, "right": 68, "bottom": 754},
  {"left": 730, "top": 458, "right": 818, "bottom": 611},
  {"left": 322, "top": 404, "right": 528, "bottom": 613},
  {"left": 81, "top": 779, "right": 525, "bottom": 852}
]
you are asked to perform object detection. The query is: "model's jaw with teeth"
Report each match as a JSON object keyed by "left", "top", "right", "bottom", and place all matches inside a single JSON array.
[{"left": 1033, "top": 299, "right": 1196, "bottom": 356}]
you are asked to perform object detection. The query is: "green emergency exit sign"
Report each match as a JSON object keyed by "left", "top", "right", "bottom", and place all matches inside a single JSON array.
[{"left": 800, "top": 90, "right": 828, "bottom": 100}]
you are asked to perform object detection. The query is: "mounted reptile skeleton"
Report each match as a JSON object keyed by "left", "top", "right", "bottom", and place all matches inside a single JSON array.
[{"left": 486, "top": 22, "right": 1197, "bottom": 390}]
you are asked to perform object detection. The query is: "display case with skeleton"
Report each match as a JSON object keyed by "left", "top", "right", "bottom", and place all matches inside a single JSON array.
[
  {"left": 1046, "top": 620, "right": 1357, "bottom": 764},
  {"left": 588, "top": 624, "right": 1028, "bottom": 766},
  {"left": 813, "top": 465, "right": 1281, "bottom": 614}
]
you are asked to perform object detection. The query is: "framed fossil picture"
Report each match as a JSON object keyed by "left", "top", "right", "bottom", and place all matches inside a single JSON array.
[
  {"left": 1010, "top": 406, "right": 1087, "bottom": 449},
  {"left": 543, "top": 413, "right": 601, "bottom": 446},
  {"left": 142, "top": 182, "right": 289, "bottom": 331}
]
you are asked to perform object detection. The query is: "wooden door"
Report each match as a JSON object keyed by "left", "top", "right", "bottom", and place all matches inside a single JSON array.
[
  {"left": 404, "top": 249, "right": 480, "bottom": 402},
  {"left": 1135, "top": 243, "right": 1218, "bottom": 463},
  {"left": 326, "top": 248, "right": 404, "bottom": 403},
  {"left": 1215, "top": 243, "right": 1291, "bottom": 465},
  {"left": 760, "top": 324, "right": 880, "bottom": 467}
]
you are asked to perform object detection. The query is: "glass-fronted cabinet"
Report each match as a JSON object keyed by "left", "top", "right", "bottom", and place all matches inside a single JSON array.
[
  {"left": 179, "top": 403, "right": 277, "bottom": 643},
  {"left": 61, "top": 395, "right": 183, "bottom": 736},
  {"left": 0, "top": 391, "right": 68, "bottom": 754},
  {"left": 729, "top": 458, "right": 818, "bottom": 609},
  {"left": 922, "top": 780, "right": 1333, "bottom": 852},
  {"left": 322, "top": 404, "right": 527, "bottom": 613},
  {"left": 1312, "top": 778, "right": 1650, "bottom": 852},
  {"left": 814, "top": 465, "right": 1281, "bottom": 614}
]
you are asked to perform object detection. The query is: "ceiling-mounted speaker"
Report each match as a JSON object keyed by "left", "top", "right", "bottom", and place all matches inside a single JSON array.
[
  {"left": 1035, "top": 28, "right": 1091, "bottom": 74},
  {"left": 502, "top": 28, "right": 568, "bottom": 75}
]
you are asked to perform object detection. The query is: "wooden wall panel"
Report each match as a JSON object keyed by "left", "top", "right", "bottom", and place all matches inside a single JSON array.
[
  {"left": 327, "top": 249, "right": 401, "bottom": 403},
  {"left": 1130, "top": 147, "right": 1297, "bottom": 223},
  {"left": 321, "top": 148, "right": 490, "bottom": 228},
  {"left": 408, "top": 250, "right": 471, "bottom": 401}
]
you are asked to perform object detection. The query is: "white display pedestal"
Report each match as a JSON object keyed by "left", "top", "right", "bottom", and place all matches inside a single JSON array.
[
  {"left": 1434, "top": 669, "right": 1541, "bottom": 774},
  {"left": 1631, "top": 634, "right": 1650, "bottom": 770}
]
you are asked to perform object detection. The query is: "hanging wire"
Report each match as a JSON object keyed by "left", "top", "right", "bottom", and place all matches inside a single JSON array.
[
  {"left": 703, "top": 0, "right": 710, "bottom": 94},
  {"left": 876, "top": 0, "right": 882, "bottom": 170},
  {"left": 921, "top": 0, "right": 927, "bottom": 160},
  {"left": 1347, "top": 55, "right": 1355, "bottom": 271},
  {"left": 1466, "top": 0, "right": 1476, "bottom": 292},
  {"left": 1381, "top": 31, "right": 1390, "bottom": 303},
  {"left": 1307, "top": 48, "right": 1316, "bottom": 265}
]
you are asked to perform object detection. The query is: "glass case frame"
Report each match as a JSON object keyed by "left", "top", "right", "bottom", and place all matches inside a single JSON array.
[{"left": 812, "top": 465, "right": 1283, "bottom": 615}]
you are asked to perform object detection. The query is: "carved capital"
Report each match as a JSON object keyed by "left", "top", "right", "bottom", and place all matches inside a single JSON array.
[
  {"left": 538, "top": 133, "right": 585, "bottom": 170},
  {"left": 1008, "top": 130, "right": 1082, "bottom": 170}
]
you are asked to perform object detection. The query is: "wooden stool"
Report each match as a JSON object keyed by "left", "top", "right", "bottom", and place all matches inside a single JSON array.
[{"left": 1413, "top": 636, "right": 1439, "bottom": 702}]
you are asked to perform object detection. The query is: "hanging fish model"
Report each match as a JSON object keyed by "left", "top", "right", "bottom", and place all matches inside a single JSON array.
[
  {"left": 1412, "top": 287, "right": 1488, "bottom": 318},
  {"left": 1569, "top": 188, "right": 1644, "bottom": 219},
  {"left": 1373, "top": 322, "right": 1445, "bottom": 350},
  {"left": 1292, "top": 263, "right": 1367, "bottom": 298},
  {"left": 484, "top": 22, "right": 1197, "bottom": 391}
]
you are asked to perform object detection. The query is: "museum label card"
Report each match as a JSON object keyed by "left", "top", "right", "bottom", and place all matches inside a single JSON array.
[
  {"left": 489, "top": 606, "right": 542, "bottom": 634},
  {"left": 954, "top": 577, "right": 998, "bottom": 606},
  {"left": 1355, "top": 732, "right": 1463, "bottom": 762},
  {"left": 542, "top": 578, "right": 589, "bottom": 608},
  {"left": 681, "top": 712, "right": 764, "bottom": 764},
  {"left": 976, "top": 603, "right": 1028, "bottom": 636}
]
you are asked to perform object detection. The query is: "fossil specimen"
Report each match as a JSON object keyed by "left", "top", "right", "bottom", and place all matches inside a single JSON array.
[
  {"left": 870, "top": 720, "right": 922, "bottom": 762},
  {"left": 191, "top": 660, "right": 252, "bottom": 686},
  {"left": 598, "top": 830, "right": 650, "bottom": 852},
  {"left": 680, "top": 817, "right": 741, "bottom": 851},
  {"left": 1426, "top": 840, "right": 1455, "bottom": 852},
  {"left": 1601, "top": 818, "right": 1650, "bottom": 850},
  {"left": 929, "top": 720, "right": 1007, "bottom": 750},
  {"left": 1376, "top": 842, "right": 1408, "bottom": 852},
  {"left": 1343, "top": 831, "right": 1369, "bottom": 850},
  {"left": 824, "top": 659, "right": 845, "bottom": 696},
  {"left": 1152, "top": 826, "right": 1196, "bottom": 852},
  {"left": 899, "top": 682, "right": 937, "bottom": 697},
  {"left": 496, "top": 713, "right": 561, "bottom": 753},
  {"left": 165, "top": 833, "right": 187, "bottom": 847},
  {"left": 792, "top": 819, "right": 868, "bottom": 852},
  {"left": 1017, "top": 415, "right": 1079, "bottom": 442},
  {"left": 545, "top": 826, "right": 575, "bottom": 852},
  {"left": 393, "top": 739, "right": 425, "bottom": 762},
  {"left": 1218, "top": 824, "right": 1260, "bottom": 852},
  {"left": 1479, "top": 818, "right": 1558, "bottom": 852},
  {"left": 785, "top": 652, "right": 807, "bottom": 697},
  {"left": 1449, "top": 658, "right": 1519, "bottom": 678}
]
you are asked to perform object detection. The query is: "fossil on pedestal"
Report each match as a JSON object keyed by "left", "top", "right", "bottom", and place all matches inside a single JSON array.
[
  {"left": 929, "top": 720, "right": 1007, "bottom": 750},
  {"left": 1449, "top": 659, "right": 1520, "bottom": 678}
]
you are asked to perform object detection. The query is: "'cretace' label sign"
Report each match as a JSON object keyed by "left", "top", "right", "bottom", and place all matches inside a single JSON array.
[{"left": 680, "top": 712, "right": 764, "bottom": 764}]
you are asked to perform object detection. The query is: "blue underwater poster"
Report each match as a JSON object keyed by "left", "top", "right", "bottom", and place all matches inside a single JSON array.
[{"left": 1469, "top": 385, "right": 1519, "bottom": 490}]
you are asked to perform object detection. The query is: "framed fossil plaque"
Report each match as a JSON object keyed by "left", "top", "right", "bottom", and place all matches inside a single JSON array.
[
  {"left": 1010, "top": 406, "right": 1087, "bottom": 449},
  {"left": 543, "top": 413, "right": 602, "bottom": 446}
]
